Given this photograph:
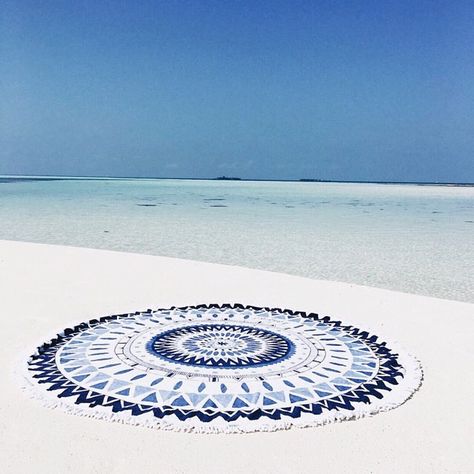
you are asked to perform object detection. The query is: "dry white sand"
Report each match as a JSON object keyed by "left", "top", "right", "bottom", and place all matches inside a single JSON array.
[{"left": 0, "top": 240, "right": 472, "bottom": 473}]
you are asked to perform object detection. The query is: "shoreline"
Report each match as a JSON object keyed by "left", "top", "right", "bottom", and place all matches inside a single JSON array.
[
  {"left": 0, "top": 240, "right": 472, "bottom": 472},
  {"left": 2, "top": 237, "right": 471, "bottom": 305}
]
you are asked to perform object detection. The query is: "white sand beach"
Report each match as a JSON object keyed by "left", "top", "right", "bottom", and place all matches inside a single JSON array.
[{"left": 0, "top": 240, "right": 473, "bottom": 473}]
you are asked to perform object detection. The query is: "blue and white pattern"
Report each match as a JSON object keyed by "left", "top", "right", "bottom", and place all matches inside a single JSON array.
[
  {"left": 26, "top": 304, "right": 421, "bottom": 433},
  {"left": 147, "top": 324, "right": 294, "bottom": 368}
]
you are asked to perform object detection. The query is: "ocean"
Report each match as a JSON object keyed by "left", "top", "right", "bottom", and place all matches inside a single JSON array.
[{"left": 1, "top": 177, "right": 472, "bottom": 302}]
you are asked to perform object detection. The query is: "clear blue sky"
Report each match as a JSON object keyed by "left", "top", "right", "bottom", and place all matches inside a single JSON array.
[{"left": 1, "top": 0, "right": 473, "bottom": 182}]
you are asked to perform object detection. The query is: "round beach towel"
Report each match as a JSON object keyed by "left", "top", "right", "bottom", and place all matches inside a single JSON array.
[{"left": 26, "top": 304, "right": 421, "bottom": 433}]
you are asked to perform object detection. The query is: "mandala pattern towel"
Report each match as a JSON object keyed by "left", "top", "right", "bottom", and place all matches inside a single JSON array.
[{"left": 25, "top": 304, "right": 422, "bottom": 433}]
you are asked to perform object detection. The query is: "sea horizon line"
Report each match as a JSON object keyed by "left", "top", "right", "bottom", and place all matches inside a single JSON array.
[{"left": 0, "top": 173, "right": 473, "bottom": 187}]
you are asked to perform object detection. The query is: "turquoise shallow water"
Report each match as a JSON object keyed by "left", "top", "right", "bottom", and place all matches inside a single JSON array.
[{"left": 0, "top": 177, "right": 473, "bottom": 302}]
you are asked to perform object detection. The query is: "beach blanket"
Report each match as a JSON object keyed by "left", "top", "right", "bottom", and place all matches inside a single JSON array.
[{"left": 25, "top": 304, "right": 421, "bottom": 433}]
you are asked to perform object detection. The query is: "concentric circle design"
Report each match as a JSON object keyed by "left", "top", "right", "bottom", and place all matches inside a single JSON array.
[
  {"left": 26, "top": 304, "right": 420, "bottom": 433},
  {"left": 147, "top": 324, "right": 294, "bottom": 368}
]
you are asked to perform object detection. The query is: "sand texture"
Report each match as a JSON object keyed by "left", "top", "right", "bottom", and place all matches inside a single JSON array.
[{"left": 0, "top": 240, "right": 472, "bottom": 473}]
